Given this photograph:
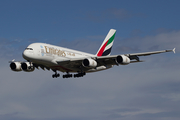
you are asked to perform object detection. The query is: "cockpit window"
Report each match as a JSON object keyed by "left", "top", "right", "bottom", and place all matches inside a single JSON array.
[{"left": 25, "top": 48, "right": 33, "bottom": 50}]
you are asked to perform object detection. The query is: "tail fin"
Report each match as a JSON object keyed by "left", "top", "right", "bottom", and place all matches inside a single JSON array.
[{"left": 96, "top": 29, "right": 116, "bottom": 56}]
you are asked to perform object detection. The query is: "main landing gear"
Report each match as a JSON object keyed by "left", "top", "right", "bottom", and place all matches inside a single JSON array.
[
  {"left": 63, "top": 74, "right": 73, "bottom": 78},
  {"left": 74, "top": 72, "right": 86, "bottom": 78},
  {"left": 62, "top": 72, "right": 86, "bottom": 78},
  {"left": 63, "top": 72, "right": 86, "bottom": 78},
  {"left": 52, "top": 71, "right": 86, "bottom": 78}
]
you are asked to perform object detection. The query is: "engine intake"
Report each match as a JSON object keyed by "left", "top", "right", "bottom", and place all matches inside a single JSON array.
[
  {"left": 82, "top": 58, "right": 97, "bottom": 68},
  {"left": 21, "top": 62, "right": 35, "bottom": 72},
  {"left": 116, "top": 55, "right": 130, "bottom": 65},
  {"left": 10, "top": 62, "right": 22, "bottom": 72}
]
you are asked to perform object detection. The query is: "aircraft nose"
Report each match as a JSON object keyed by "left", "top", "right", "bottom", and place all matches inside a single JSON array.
[
  {"left": 22, "top": 50, "right": 29, "bottom": 60},
  {"left": 22, "top": 50, "right": 34, "bottom": 60}
]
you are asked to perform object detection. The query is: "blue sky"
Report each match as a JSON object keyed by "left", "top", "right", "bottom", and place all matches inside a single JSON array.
[
  {"left": 1, "top": 0, "right": 180, "bottom": 39},
  {"left": 0, "top": 0, "right": 180, "bottom": 120}
]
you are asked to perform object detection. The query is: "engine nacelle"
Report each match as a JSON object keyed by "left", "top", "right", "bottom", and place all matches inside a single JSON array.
[
  {"left": 82, "top": 58, "right": 97, "bottom": 68},
  {"left": 10, "top": 62, "right": 22, "bottom": 72},
  {"left": 21, "top": 62, "right": 35, "bottom": 72},
  {"left": 116, "top": 55, "right": 130, "bottom": 65}
]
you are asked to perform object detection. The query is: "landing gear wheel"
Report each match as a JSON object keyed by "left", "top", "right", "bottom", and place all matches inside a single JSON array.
[
  {"left": 57, "top": 73, "right": 60, "bottom": 77},
  {"left": 74, "top": 72, "right": 86, "bottom": 78},
  {"left": 52, "top": 71, "right": 60, "bottom": 78},
  {"left": 63, "top": 74, "right": 73, "bottom": 78}
]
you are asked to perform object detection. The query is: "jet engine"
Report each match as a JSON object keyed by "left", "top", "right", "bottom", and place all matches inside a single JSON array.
[
  {"left": 82, "top": 58, "right": 97, "bottom": 68},
  {"left": 116, "top": 55, "right": 130, "bottom": 65},
  {"left": 10, "top": 62, "right": 22, "bottom": 72},
  {"left": 21, "top": 62, "right": 35, "bottom": 72}
]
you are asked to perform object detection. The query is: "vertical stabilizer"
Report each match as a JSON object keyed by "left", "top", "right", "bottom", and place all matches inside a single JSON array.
[{"left": 96, "top": 29, "right": 116, "bottom": 56}]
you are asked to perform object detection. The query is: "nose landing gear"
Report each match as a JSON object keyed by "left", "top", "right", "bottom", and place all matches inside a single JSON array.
[{"left": 52, "top": 70, "right": 60, "bottom": 78}]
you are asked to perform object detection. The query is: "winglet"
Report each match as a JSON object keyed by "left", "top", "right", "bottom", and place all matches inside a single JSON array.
[
  {"left": 173, "top": 48, "right": 176, "bottom": 54},
  {"left": 9, "top": 59, "right": 15, "bottom": 63}
]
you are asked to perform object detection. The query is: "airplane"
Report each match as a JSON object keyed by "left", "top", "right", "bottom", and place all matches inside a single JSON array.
[{"left": 9, "top": 29, "right": 175, "bottom": 78}]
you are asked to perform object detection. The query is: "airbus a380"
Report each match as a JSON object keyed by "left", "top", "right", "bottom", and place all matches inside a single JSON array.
[{"left": 10, "top": 29, "right": 175, "bottom": 78}]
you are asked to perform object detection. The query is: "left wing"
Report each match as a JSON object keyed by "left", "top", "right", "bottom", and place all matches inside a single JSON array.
[
  {"left": 123, "top": 48, "right": 175, "bottom": 61},
  {"left": 128, "top": 48, "right": 175, "bottom": 57},
  {"left": 56, "top": 48, "right": 175, "bottom": 71}
]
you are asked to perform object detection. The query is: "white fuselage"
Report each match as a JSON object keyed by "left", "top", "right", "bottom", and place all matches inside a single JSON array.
[{"left": 22, "top": 43, "right": 111, "bottom": 73}]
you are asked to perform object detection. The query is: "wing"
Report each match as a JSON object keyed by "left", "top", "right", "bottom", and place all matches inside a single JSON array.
[
  {"left": 95, "top": 48, "right": 175, "bottom": 64},
  {"left": 128, "top": 48, "right": 175, "bottom": 56},
  {"left": 126, "top": 48, "right": 175, "bottom": 61},
  {"left": 55, "top": 48, "right": 175, "bottom": 72}
]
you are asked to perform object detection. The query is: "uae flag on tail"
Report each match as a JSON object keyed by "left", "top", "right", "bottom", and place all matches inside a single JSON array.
[{"left": 96, "top": 29, "right": 116, "bottom": 56}]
